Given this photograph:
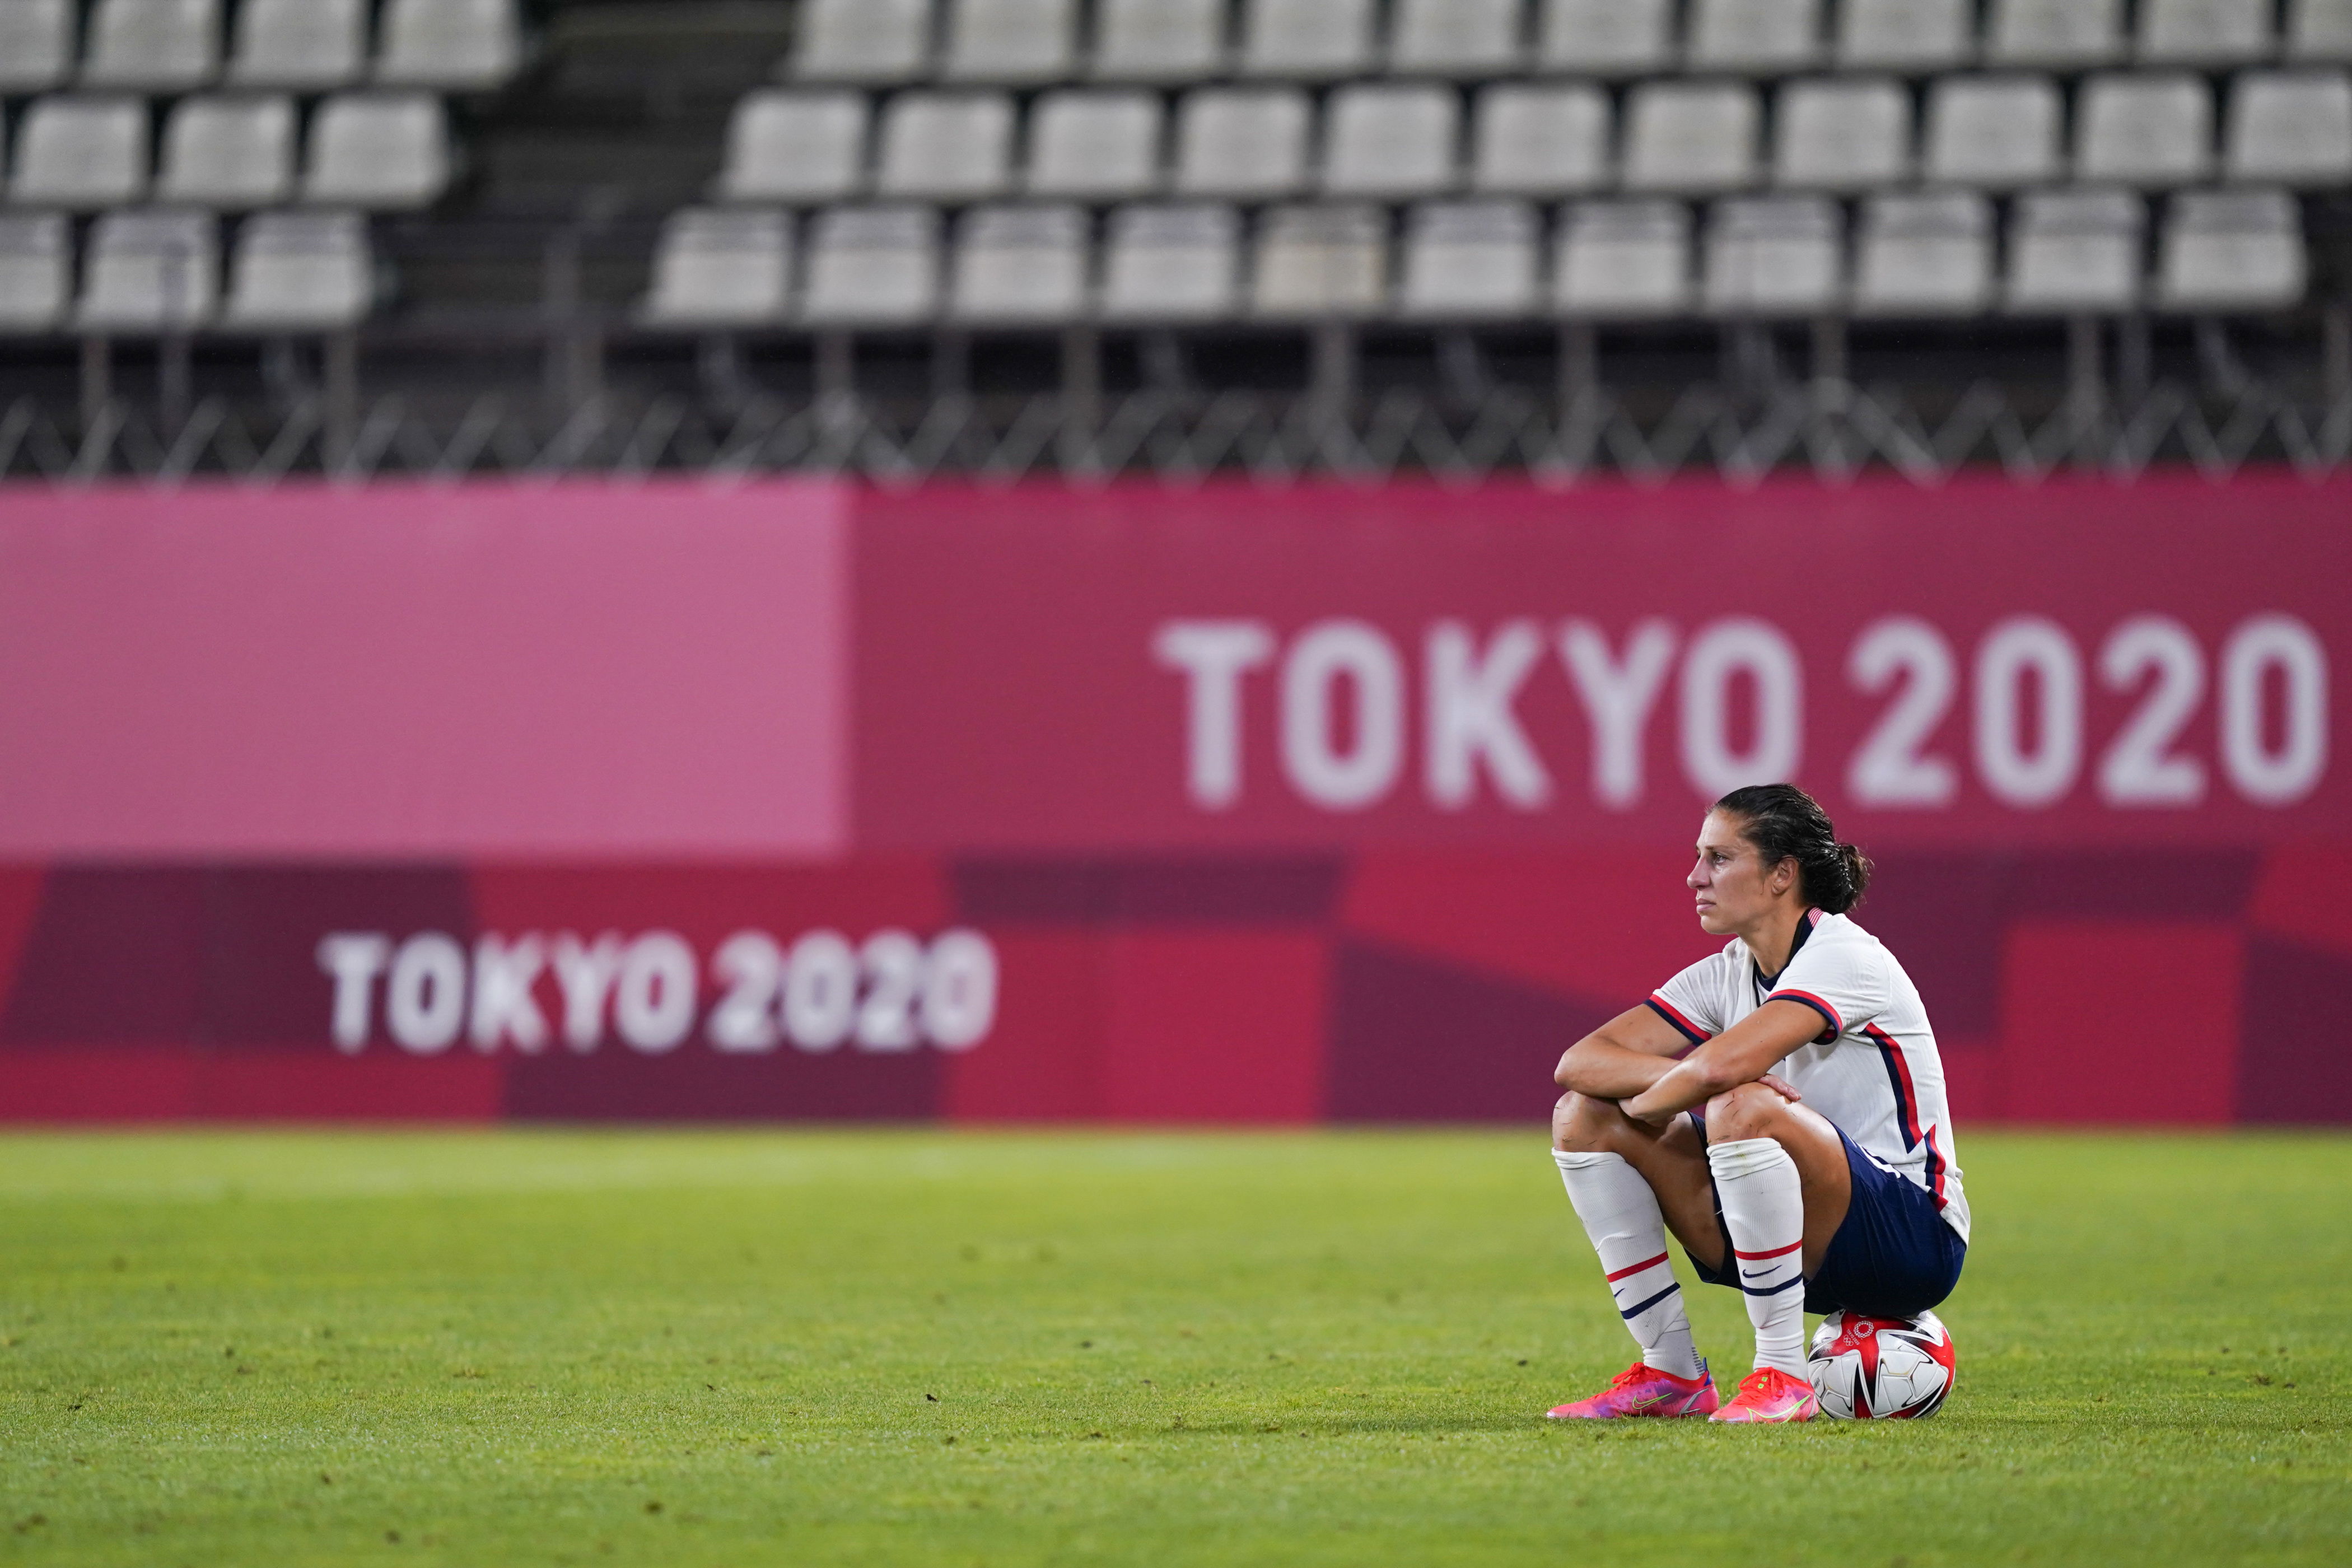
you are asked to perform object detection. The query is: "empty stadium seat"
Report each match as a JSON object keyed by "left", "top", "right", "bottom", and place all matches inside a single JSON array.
[
  {"left": 1852, "top": 191, "right": 1994, "bottom": 314},
  {"left": 2075, "top": 73, "right": 2214, "bottom": 185},
  {"left": 8, "top": 96, "right": 148, "bottom": 210},
  {"left": 81, "top": 0, "right": 218, "bottom": 90},
  {"left": 156, "top": 95, "right": 296, "bottom": 209},
  {"left": 2226, "top": 69, "right": 2352, "bottom": 182},
  {"left": 1924, "top": 74, "right": 2062, "bottom": 187},
  {"left": 301, "top": 94, "right": 450, "bottom": 210},
  {"left": 1100, "top": 202, "right": 1240, "bottom": 320},
  {"left": 875, "top": 92, "right": 1015, "bottom": 202},
  {"left": 2005, "top": 188, "right": 2146, "bottom": 313},
  {"left": 1836, "top": 0, "right": 1975, "bottom": 71},
  {"left": 2288, "top": 0, "right": 2352, "bottom": 60},
  {"left": 1774, "top": 77, "right": 1911, "bottom": 190},
  {"left": 1989, "top": 0, "right": 2124, "bottom": 67},
  {"left": 0, "top": 0, "right": 77, "bottom": 94},
  {"left": 801, "top": 204, "right": 941, "bottom": 324},
  {"left": 1388, "top": 0, "right": 1524, "bottom": 77},
  {"left": 1470, "top": 83, "right": 1610, "bottom": 195},
  {"left": 1240, "top": 0, "right": 1376, "bottom": 81},
  {"left": 1687, "top": 0, "right": 1822, "bottom": 74},
  {"left": 790, "top": 0, "right": 931, "bottom": 85},
  {"left": 1621, "top": 82, "right": 1761, "bottom": 193},
  {"left": 74, "top": 208, "right": 216, "bottom": 331},
  {"left": 1026, "top": 91, "right": 1161, "bottom": 199},
  {"left": 942, "top": 0, "right": 1076, "bottom": 85},
  {"left": 1252, "top": 203, "right": 1386, "bottom": 318},
  {"left": 1398, "top": 199, "right": 1541, "bottom": 318},
  {"left": 228, "top": 0, "right": 366, "bottom": 89},
  {"left": 1090, "top": 0, "right": 1225, "bottom": 82},
  {"left": 1539, "top": 0, "right": 1674, "bottom": 76},
  {"left": 637, "top": 207, "right": 795, "bottom": 327},
  {"left": 1174, "top": 88, "right": 1310, "bottom": 200},
  {"left": 1553, "top": 199, "right": 1693, "bottom": 318},
  {"left": 2155, "top": 188, "right": 2306, "bottom": 309},
  {"left": 1322, "top": 84, "right": 1459, "bottom": 199},
  {"left": 718, "top": 91, "right": 867, "bottom": 204},
  {"left": 221, "top": 209, "right": 375, "bottom": 330},
  {"left": 2139, "top": 0, "right": 2273, "bottom": 65},
  {"left": 1704, "top": 195, "right": 1842, "bottom": 315},
  {"left": 373, "top": 0, "right": 520, "bottom": 91},
  {"left": 0, "top": 212, "right": 69, "bottom": 333},
  {"left": 949, "top": 203, "right": 1090, "bottom": 322}
]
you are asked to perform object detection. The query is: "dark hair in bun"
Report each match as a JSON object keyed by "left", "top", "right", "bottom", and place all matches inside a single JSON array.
[{"left": 1712, "top": 783, "right": 1872, "bottom": 914}]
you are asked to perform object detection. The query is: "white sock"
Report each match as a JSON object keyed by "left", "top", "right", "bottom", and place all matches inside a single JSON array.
[
  {"left": 1706, "top": 1137, "right": 1808, "bottom": 1378},
  {"left": 1552, "top": 1148, "right": 1704, "bottom": 1381}
]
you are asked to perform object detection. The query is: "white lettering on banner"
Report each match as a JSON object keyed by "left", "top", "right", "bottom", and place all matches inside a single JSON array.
[
  {"left": 1846, "top": 618, "right": 1959, "bottom": 809},
  {"left": 1281, "top": 620, "right": 1406, "bottom": 810},
  {"left": 784, "top": 930, "right": 860, "bottom": 1051},
  {"left": 1560, "top": 620, "right": 1677, "bottom": 810},
  {"left": 1679, "top": 619, "right": 1804, "bottom": 798},
  {"left": 614, "top": 932, "right": 698, "bottom": 1053},
  {"left": 1426, "top": 620, "right": 1552, "bottom": 810},
  {"left": 550, "top": 932, "right": 623, "bottom": 1051},
  {"left": 1975, "top": 618, "right": 2084, "bottom": 809},
  {"left": 708, "top": 931, "right": 785, "bottom": 1052},
  {"left": 469, "top": 934, "right": 549, "bottom": 1052},
  {"left": 1154, "top": 620, "right": 1275, "bottom": 809},
  {"left": 2222, "top": 615, "right": 2330, "bottom": 805},
  {"left": 2098, "top": 617, "right": 2208, "bottom": 808},
  {"left": 316, "top": 933, "right": 391, "bottom": 1053},
  {"left": 386, "top": 933, "right": 466, "bottom": 1053}
]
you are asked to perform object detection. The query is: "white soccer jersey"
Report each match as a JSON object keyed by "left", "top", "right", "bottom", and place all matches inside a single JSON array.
[{"left": 1645, "top": 909, "right": 1970, "bottom": 1244}]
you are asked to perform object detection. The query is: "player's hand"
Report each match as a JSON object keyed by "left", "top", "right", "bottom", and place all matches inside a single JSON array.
[{"left": 1756, "top": 1073, "right": 1802, "bottom": 1103}]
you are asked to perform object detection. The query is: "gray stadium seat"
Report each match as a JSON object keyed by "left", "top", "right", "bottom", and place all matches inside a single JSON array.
[
  {"left": 74, "top": 208, "right": 216, "bottom": 331},
  {"left": 1026, "top": 90, "right": 1163, "bottom": 199},
  {"left": 8, "top": 96, "right": 148, "bottom": 210},
  {"left": 2138, "top": 0, "right": 2273, "bottom": 65},
  {"left": 1388, "top": 0, "right": 1525, "bottom": 77},
  {"left": 1852, "top": 191, "right": 1994, "bottom": 315},
  {"left": 942, "top": 0, "right": 1076, "bottom": 85},
  {"left": 0, "top": 213, "right": 69, "bottom": 333},
  {"left": 80, "top": 0, "right": 219, "bottom": 90},
  {"left": 949, "top": 203, "right": 1090, "bottom": 323},
  {"left": 718, "top": 91, "right": 868, "bottom": 204},
  {"left": 1470, "top": 83, "right": 1611, "bottom": 196},
  {"left": 1090, "top": 0, "right": 1225, "bottom": 82},
  {"left": 1924, "top": 74, "right": 2062, "bottom": 188},
  {"left": 1322, "top": 84, "right": 1460, "bottom": 199},
  {"left": 636, "top": 207, "right": 795, "bottom": 328},
  {"left": 1774, "top": 77, "right": 1911, "bottom": 190},
  {"left": 1398, "top": 199, "right": 1541, "bottom": 319},
  {"left": 1621, "top": 81, "right": 1761, "bottom": 194},
  {"left": 156, "top": 94, "right": 296, "bottom": 209},
  {"left": 1099, "top": 202, "right": 1240, "bottom": 320},
  {"left": 789, "top": 0, "right": 932, "bottom": 85},
  {"left": 1539, "top": 0, "right": 1674, "bottom": 76},
  {"left": 1987, "top": 0, "right": 2124, "bottom": 68},
  {"left": 2155, "top": 188, "right": 2306, "bottom": 310},
  {"left": 221, "top": 209, "right": 375, "bottom": 330},
  {"left": 1704, "top": 195, "right": 1843, "bottom": 316},
  {"left": 800, "top": 205, "right": 942, "bottom": 325},
  {"left": 2289, "top": 0, "right": 2352, "bottom": 60},
  {"left": 301, "top": 93, "right": 451, "bottom": 211},
  {"left": 2225, "top": 69, "right": 2352, "bottom": 182},
  {"left": 373, "top": 0, "right": 521, "bottom": 91},
  {"left": 2005, "top": 188, "right": 2146, "bottom": 313},
  {"left": 1553, "top": 199, "right": 1693, "bottom": 319},
  {"left": 1836, "top": 0, "right": 1975, "bottom": 72},
  {"left": 0, "top": 0, "right": 77, "bottom": 94},
  {"left": 1687, "top": 0, "right": 1822, "bottom": 74},
  {"left": 875, "top": 92, "right": 1016, "bottom": 202},
  {"left": 1251, "top": 203, "right": 1387, "bottom": 319},
  {"left": 2074, "top": 73, "right": 2214, "bottom": 186},
  {"left": 228, "top": 0, "right": 367, "bottom": 89},
  {"left": 1239, "top": 0, "right": 1378, "bottom": 81},
  {"left": 1174, "top": 88, "right": 1311, "bottom": 200}
]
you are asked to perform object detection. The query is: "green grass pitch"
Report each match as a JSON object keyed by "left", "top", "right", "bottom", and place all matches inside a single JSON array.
[{"left": 0, "top": 1129, "right": 2345, "bottom": 1567}]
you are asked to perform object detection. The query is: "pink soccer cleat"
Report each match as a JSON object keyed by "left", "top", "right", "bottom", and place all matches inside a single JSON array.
[
  {"left": 1546, "top": 1361, "right": 1719, "bottom": 1420},
  {"left": 1707, "top": 1366, "right": 1819, "bottom": 1423}
]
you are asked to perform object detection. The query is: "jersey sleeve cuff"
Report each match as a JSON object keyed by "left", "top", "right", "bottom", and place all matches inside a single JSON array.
[
  {"left": 1644, "top": 995, "right": 1711, "bottom": 1048},
  {"left": 1764, "top": 989, "right": 1842, "bottom": 1043}
]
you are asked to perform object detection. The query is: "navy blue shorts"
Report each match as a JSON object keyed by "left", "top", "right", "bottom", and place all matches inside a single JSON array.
[{"left": 1686, "top": 1112, "right": 1965, "bottom": 1318}]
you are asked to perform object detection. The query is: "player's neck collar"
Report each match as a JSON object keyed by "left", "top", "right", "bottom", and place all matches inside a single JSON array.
[{"left": 1751, "top": 907, "right": 1822, "bottom": 990}]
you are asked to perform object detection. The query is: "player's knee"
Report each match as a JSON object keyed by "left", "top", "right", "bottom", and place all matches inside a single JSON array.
[
  {"left": 1704, "top": 1081, "right": 1788, "bottom": 1143},
  {"left": 1553, "top": 1091, "right": 1616, "bottom": 1153}
]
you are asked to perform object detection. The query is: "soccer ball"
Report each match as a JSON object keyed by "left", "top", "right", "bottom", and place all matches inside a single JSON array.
[{"left": 1807, "top": 1309, "right": 1957, "bottom": 1420}]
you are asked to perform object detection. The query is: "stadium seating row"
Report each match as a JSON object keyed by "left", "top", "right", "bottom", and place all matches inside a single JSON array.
[
  {"left": 0, "top": 0, "right": 519, "bottom": 96},
  {"left": 636, "top": 189, "right": 2304, "bottom": 328},
  {"left": 785, "top": 0, "right": 2352, "bottom": 86},
  {"left": 0, "top": 207, "right": 370, "bottom": 332},
  {"left": 715, "top": 72, "right": 2352, "bottom": 205}
]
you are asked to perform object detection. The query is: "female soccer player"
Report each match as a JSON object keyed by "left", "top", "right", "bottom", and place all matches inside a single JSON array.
[{"left": 1543, "top": 783, "right": 1968, "bottom": 1424}]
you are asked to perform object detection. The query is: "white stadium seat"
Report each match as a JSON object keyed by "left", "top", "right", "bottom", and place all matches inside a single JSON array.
[
  {"left": 1251, "top": 203, "right": 1387, "bottom": 319},
  {"left": 1389, "top": 0, "right": 1525, "bottom": 77},
  {"left": 1621, "top": 81, "right": 1761, "bottom": 194},
  {"left": 800, "top": 204, "right": 942, "bottom": 325},
  {"left": 0, "top": 212, "right": 70, "bottom": 334},
  {"left": 942, "top": 0, "right": 1076, "bottom": 85},
  {"left": 301, "top": 93, "right": 451, "bottom": 211},
  {"left": 1704, "top": 194, "right": 1843, "bottom": 316},
  {"left": 81, "top": 0, "right": 219, "bottom": 90},
  {"left": 1470, "top": 83, "right": 1611, "bottom": 196},
  {"left": 373, "top": 0, "right": 521, "bottom": 91},
  {"left": 1099, "top": 202, "right": 1240, "bottom": 320},
  {"left": 1924, "top": 74, "right": 2063, "bottom": 187},
  {"left": 1398, "top": 199, "right": 1541, "bottom": 319},
  {"left": 0, "top": 0, "right": 77, "bottom": 94},
  {"left": 8, "top": 96, "right": 149, "bottom": 211},
  {"left": 2225, "top": 69, "right": 2352, "bottom": 183},
  {"left": 718, "top": 91, "right": 868, "bottom": 204},
  {"left": 228, "top": 0, "right": 367, "bottom": 89},
  {"left": 2074, "top": 73, "right": 2214, "bottom": 186},
  {"left": 1837, "top": 0, "right": 1975, "bottom": 72},
  {"left": 1774, "top": 77, "right": 1911, "bottom": 191},
  {"left": 1174, "top": 88, "right": 1311, "bottom": 200},
  {"left": 1553, "top": 199, "right": 1694, "bottom": 319},
  {"left": 1026, "top": 91, "right": 1163, "bottom": 199},
  {"left": 790, "top": 0, "right": 932, "bottom": 85},
  {"left": 636, "top": 207, "right": 795, "bottom": 328},
  {"left": 875, "top": 92, "right": 1016, "bottom": 202},
  {"left": 74, "top": 208, "right": 217, "bottom": 331},
  {"left": 2005, "top": 187, "right": 2146, "bottom": 313},
  {"left": 2288, "top": 0, "right": 2352, "bottom": 60},
  {"left": 1239, "top": 0, "right": 1377, "bottom": 81},
  {"left": 1853, "top": 191, "right": 1995, "bottom": 315},
  {"left": 1090, "top": 0, "right": 1225, "bottom": 81},
  {"left": 2156, "top": 188, "right": 2306, "bottom": 310},
  {"left": 949, "top": 203, "right": 1090, "bottom": 323},
  {"left": 2138, "top": 0, "right": 2273, "bottom": 66},
  {"left": 1687, "top": 0, "right": 1822, "bottom": 74},
  {"left": 156, "top": 94, "right": 296, "bottom": 209},
  {"left": 222, "top": 209, "right": 375, "bottom": 330},
  {"left": 1987, "top": 0, "right": 2124, "bottom": 68},
  {"left": 1538, "top": 0, "right": 1674, "bottom": 76},
  {"left": 1322, "top": 84, "right": 1460, "bottom": 199}
]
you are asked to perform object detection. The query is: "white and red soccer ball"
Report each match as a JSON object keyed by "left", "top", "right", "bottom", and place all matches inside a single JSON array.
[{"left": 1807, "top": 1309, "right": 1957, "bottom": 1420}]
